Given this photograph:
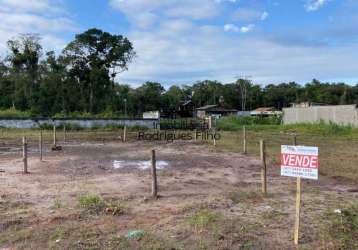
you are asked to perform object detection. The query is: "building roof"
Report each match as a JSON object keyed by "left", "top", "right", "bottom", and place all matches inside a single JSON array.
[
  {"left": 196, "top": 105, "right": 218, "bottom": 110},
  {"left": 253, "top": 107, "right": 276, "bottom": 112},
  {"left": 196, "top": 105, "right": 238, "bottom": 112}
]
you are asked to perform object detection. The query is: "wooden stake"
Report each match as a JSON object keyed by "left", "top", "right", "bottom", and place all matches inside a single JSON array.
[
  {"left": 213, "top": 128, "right": 217, "bottom": 147},
  {"left": 151, "top": 149, "right": 158, "bottom": 199},
  {"left": 294, "top": 177, "right": 301, "bottom": 245},
  {"left": 123, "top": 126, "right": 127, "bottom": 142},
  {"left": 260, "top": 140, "right": 267, "bottom": 194},
  {"left": 293, "top": 136, "right": 301, "bottom": 245},
  {"left": 23, "top": 136, "right": 28, "bottom": 174},
  {"left": 63, "top": 125, "right": 66, "bottom": 144},
  {"left": 194, "top": 129, "right": 197, "bottom": 141},
  {"left": 243, "top": 126, "right": 247, "bottom": 154},
  {"left": 53, "top": 124, "right": 57, "bottom": 147},
  {"left": 39, "top": 130, "right": 43, "bottom": 161}
]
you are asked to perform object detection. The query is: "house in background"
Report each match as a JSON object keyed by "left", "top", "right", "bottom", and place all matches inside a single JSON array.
[
  {"left": 250, "top": 107, "right": 282, "bottom": 117},
  {"left": 177, "top": 100, "right": 195, "bottom": 118},
  {"left": 196, "top": 105, "right": 238, "bottom": 119}
]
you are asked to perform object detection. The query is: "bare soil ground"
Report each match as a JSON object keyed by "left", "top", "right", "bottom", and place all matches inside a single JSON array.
[{"left": 0, "top": 136, "right": 357, "bottom": 249}]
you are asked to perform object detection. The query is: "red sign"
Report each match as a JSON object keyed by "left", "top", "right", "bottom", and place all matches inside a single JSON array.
[
  {"left": 281, "top": 146, "right": 319, "bottom": 180},
  {"left": 281, "top": 153, "right": 319, "bottom": 169}
]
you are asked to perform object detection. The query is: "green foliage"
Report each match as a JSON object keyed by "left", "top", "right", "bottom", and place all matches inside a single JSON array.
[
  {"left": 321, "top": 203, "right": 358, "bottom": 249},
  {"left": 0, "top": 109, "right": 33, "bottom": 118},
  {"left": 217, "top": 115, "right": 281, "bottom": 131}
]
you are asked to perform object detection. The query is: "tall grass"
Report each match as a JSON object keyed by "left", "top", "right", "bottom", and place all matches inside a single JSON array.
[
  {"left": 217, "top": 115, "right": 281, "bottom": 131},
  {"left": 217, "top": 115, "right": 358, "bottom": 137},
  {"left": 0, "top": 109, "right": 33, "bottom": 118}
]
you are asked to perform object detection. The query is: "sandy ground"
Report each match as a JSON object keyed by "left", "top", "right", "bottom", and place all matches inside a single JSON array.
[{"left": 0, "top": 139, "right": 357, "bottom": 249}]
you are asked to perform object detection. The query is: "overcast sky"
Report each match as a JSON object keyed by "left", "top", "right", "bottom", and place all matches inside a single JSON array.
[{"left": 0, "top": 0, "right": 358, "bottom": 87}]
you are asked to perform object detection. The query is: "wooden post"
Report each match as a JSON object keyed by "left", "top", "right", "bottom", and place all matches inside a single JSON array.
[
  {"left": 194, "top": 129, "right": 197, "bottom": 141},
  {"left": 23, "top": 136, "right": 28, "bottom": 174},
  {"left": 123, "top": 126, "right": 127, "bottom": 142},
  {"left": 213, "top": 128, "right": 217, "bottom": 147},
  {"left": 293, "top": 136, "right": 301, "bottom": 245},
  {"left": 260, "top": 140, "right": 267, "bottom": 194},
  {"left": 151, "top": 149, "right": 158, "bottom": 199},
  {"left": 63, "top": 125, "right": 66, "bottom": 144},
  {"left": 53, "top": 124, "right": 57, "bottom": 147},
  {"left": 243, "top": 126, "right": 247, "bottom": 154},
  {"left": 39, "top": 130, "right": 43, "bottom": 161}
]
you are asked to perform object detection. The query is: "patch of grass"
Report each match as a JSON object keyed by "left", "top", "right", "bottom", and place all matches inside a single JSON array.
[
  {"left": 321, "top": 203, "right": 358, "bottom": 249},
  {"left": 78, "top": 194, "right": 106, "bottom": 215},
  {"left": 217, "top": 115, "right": 281, "bottom": 131},
  {"left": 77, "top": 194, "right": 126, "bottom": 216},
  {"left": 103, "top": 199, "right": 126, "bottom": 216},
  {"left": 227, "top": 191, "right": 269, "bottom": 204},
  {"left": 188, "top": 209, "right": 223, "bottom": 233},
  {"left": 0, "top": 108, "right": 33, "bottom": 118}
]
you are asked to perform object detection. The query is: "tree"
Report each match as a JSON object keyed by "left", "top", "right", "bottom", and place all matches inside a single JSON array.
[
  {"left": 6, "top": 34, "right": 42, "bottom": 112},
  {"left": 62, "top": 28, "right": 135, "bottom": 113}
]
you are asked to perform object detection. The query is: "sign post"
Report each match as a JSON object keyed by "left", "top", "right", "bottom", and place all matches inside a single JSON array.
[{"left": 280, "top": 144, "right": 319, "bottom": 245}]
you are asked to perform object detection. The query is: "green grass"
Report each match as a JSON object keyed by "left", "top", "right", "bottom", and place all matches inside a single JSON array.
[
  {"left": 77, "top": 194, "right": 126, "bottom": 216},
  {"left": 321, "top": 203, "right": 358, "bottom": 249},
  {"left": 217, "top": 115, "right": 281, "bottom": 131},
  {"left": 0, "top": 109, "right": 33, "bottom": 118},
  {"left": 214, "top": 126, "right": 358, "bottom": 182}
]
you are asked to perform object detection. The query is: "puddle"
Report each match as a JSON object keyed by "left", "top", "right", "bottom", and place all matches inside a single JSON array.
[{"left": 113, "top": 160, "right": 169, "bottom": 170}]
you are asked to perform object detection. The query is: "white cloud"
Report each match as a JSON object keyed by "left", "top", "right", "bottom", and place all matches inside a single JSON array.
[
  {"left": 232, "top": 8, "right": 269, "bottom": 22},
  {"left": 305, "top": 0, "right": 329, "bottom": 12},
  {"left": 224, "top": 23, "right": 255, "bottom": 33},
  {"left": 110, "top": 0, "right": 358, "bottom": 86},
  {"left": 110, "top": 0, "right": 222, "bottom": 29},
  {"left": 0, "top": 0, "right": 50, "bottom": 12},
  {"left": 224, "top": 24, "right": 240, "bottom": 32},
  {"left": 240, "top": 24, "right": 255, "bottom": 33},
  {"left": 0, "top": 0, "right": 76, "bottom": 55},
  {"left": 261, "top": 11, "right": 269, "bottom": 21}
]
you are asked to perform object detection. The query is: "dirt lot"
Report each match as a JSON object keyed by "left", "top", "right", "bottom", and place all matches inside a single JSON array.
[{"left": 0, "top": 134, "right": 357, "bottom": 249}]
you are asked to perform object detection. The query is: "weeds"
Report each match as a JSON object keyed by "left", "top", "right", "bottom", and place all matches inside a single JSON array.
[
  {"left": 188, "top": 209, "right": 223, "bottom": 233},
  {"left": 321, "top": 203, "right": 358, "bottom": 249},
  {"left": 227, "top": 191, "right": 268, "bottom": 204},
  {"left": 77, "top": 194, "right": 126, "bottom": 216}
]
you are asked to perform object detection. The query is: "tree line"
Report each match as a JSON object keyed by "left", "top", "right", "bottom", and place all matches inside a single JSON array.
[{"left": 1, "top": 29, "right": 358, "bottom": 117}]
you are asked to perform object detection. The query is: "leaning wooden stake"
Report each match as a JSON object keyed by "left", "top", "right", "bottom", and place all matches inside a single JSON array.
[
  {"left": 53, "top": 124, "right": 57, "bottom": 147},
  {"left": 260, "top": 140, "right": 267, "bottom": 194},
  {"left": 243, "top": 126, "right": 247, "bottom": 154},
  {"left": 123, "top": 126, "right": 127, "bottom": 142},
  {"left": 293, "top": 136, "right": 301, "bottom": 245},
  {"left": 39, "top": 130, "right": 43, "bottom": 161},
  {"left": 23, "top": 136, "right": 28, "bottom": 174},
  {"left": 151, "top": 149, "right": 158, "bottom": 199}
]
